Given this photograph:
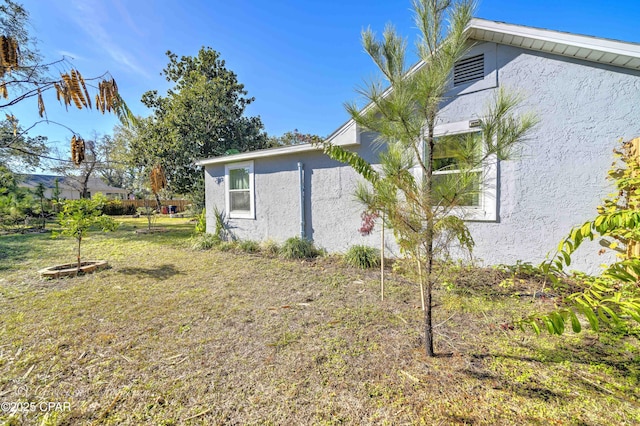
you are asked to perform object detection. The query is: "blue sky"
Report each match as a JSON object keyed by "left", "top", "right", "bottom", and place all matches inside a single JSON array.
[{"left": 11, "top": 0, "right": 640, "bottom": 160}]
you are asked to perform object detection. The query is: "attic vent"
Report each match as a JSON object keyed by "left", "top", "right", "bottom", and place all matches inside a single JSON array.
[{"left": 453, "top": 54, "right": 484, "bottom": 86}]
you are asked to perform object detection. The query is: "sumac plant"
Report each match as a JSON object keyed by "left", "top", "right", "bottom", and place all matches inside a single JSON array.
[{"left": 524, "top": 138, "right": 640, "bottom": 335}]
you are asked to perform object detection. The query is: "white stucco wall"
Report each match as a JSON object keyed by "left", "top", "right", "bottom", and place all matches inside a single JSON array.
[
  {"left": 437, "top": 44, "right": 640, "bottom": 272},
  {"left": 204, "top": 131, "right": 387, "bottom": 254},
  {"left": 204, "top": 42, "right": 640, "bottom": 273}
]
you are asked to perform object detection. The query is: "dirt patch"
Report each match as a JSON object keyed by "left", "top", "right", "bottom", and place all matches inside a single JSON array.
[{"left": 134, "top": 228, "right": 168, "bottom": 234}]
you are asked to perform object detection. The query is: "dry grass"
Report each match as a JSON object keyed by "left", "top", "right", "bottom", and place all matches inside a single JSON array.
[{"left": 0, "top": 217, "right": 638, "bottom": 425}]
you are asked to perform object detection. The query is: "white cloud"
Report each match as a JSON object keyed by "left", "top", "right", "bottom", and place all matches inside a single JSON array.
[{"left": 67, "top": 0, "right": 151, "bottom": 78}]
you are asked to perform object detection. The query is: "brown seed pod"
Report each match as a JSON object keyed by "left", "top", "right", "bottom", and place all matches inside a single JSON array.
[
  {"left": 150, "top": 165, "right": 167, "bottom": 194},
  {"left": 0, "top": 35, "right": 18, "bottom": 72},
  {"left": 71, "top": 135, "right": 85, "bottom": 165},
  {"left": 37, "top": 88, "right": 45, "bottom": 118},
  {"left": 77, "top": 70, "right": 91, "bottom": 110}
]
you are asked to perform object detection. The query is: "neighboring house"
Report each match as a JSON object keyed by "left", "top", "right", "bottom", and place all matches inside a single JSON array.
[
  {"left": 197, "top": 19, "right": 640, "bottom": 273},
  {"left": 20, "top": 175, "right": 129, "bottom": 200}
]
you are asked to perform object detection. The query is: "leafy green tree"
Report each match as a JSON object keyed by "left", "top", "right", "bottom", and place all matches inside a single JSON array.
[
  {"left": 132, "top": 47, "right": 269, "bottom": 199},
  {"left": 319, "top": 0, "right": 537, "bottom": 356},
  {"left": 96, "top": 130, "right": 137, "bottom": 192},
  {"left": 51, "top": 177, "right": 61, "bottom": 212},
  {"left": 267, "top": 129, "right": 323, "bottom": 147},
  {"left": 0, "top": 171, "right": 34, "bottom": 231},
  {"left": 0, "top": 119, "right": 48, "bottom": 173},
  {"left": 33, "top": 181, "right": 46, "bottom": 228},
  {"left": 56, "top": 194, "right": 117, "bottom": 270}
]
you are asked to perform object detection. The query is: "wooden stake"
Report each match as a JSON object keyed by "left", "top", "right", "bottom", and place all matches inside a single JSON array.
[
  {"left": 417, "top": 255, "right": 425, "bottom": 311},
  {"left": 380, "top": 212, "right": 385, "bottom": 301}
]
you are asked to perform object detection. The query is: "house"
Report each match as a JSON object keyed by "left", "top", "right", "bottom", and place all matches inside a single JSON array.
[
  {"left": 20, "top": 175, "right": 129, "bottom": 200},
  {"left": 197, "top": 18, "right": 640, "bottom": 273}
]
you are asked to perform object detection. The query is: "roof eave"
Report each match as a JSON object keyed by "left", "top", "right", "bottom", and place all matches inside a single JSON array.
[
  {"left": 468, "top": 18, "right": 640, "bottom": 70},
  {"left": 196, "top": 119, "right": 361, "bottom": 166}
]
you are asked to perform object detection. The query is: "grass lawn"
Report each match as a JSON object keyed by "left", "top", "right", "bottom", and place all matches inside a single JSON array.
[{"left": 0, "top": 218, "right": 638, "bottom": 425}]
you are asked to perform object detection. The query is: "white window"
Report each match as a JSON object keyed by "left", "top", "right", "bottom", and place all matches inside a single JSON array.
[
  {"left": 433, "top": 131, "right": 484, "bottom": 208},
  {"left": 225, "top": 161, "right": 255, "bottom": 219},
  {"left": 430, "top": 120, "right": 498, "bottom": 221}
]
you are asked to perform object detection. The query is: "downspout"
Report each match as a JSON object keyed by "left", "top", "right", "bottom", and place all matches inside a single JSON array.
[{"left": 298, "top": 162, "right": 305, "bottom": 239}]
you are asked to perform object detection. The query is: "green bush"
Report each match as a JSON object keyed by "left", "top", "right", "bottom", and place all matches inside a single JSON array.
[
  {"left": 344, "top": 245, "right": 380, "bottom": 269},
  {"left": 103, "top": 200, "right": 136, "bottom": 216},
  {"left": 238, "top": 239, "right": 260, "bottom": 253},
  {"left": 218, "top": 241, "right": 237, "bottom": 252},
  {"left": 261, "top": 240, "right": 280, "bottom": 255},
  {"left": 280, "top": 236, "right": 320, "bottom": 259},
  {"left": 191, "top": 233, "right": 220, "bottom": 251},
  {"left": 194, "top": 208, "right": 206, "bottom": 235}
]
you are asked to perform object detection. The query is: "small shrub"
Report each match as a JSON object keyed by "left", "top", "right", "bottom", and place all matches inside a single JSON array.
[
  {"left": 103, "top": 200, "right": 136, "bottom": 216},
  {"left": 261, "top": 240, "right": 280, "bottom": 255},
  {"left": 212, "top": 205, "right": 231, "bottom": 241},
  {"left": 194, "top": 208, "right": 206, "bottom": 235},
  {"left": 218, "top": 241, "right": 237, "bottom": 252},
  {"left": 191, "top": 233, "right": 220, "bottom": 250},
  {"left": 239, "top": 239, "right": 260, "bottom": 253},
  {"left": 56, "top": 195, "right": 118, "bottom": 269},
  {"left": 495, "top": 260, "right": 546, "bottom": 289},
  {"left": 345, "top": 245, "right": 380, "bottom": 269},
  {"left": 137, "top": 201, "right": 158, "bottom": 231},
  {"left": 280, "top": 236, "right": 320, "bottom": 259}
]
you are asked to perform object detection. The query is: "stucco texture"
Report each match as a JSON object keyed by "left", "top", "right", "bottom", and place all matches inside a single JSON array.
[
  {"left": 204, "top": 42, "right": 640, "bottom": 273},
  {"left": 204, "top": 131, "right": 386, "bottom": 254}
]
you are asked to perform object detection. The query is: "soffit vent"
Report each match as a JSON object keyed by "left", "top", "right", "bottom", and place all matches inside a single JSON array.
[{"left": 453, "top": 54, "right": 484, "bottom": 86}]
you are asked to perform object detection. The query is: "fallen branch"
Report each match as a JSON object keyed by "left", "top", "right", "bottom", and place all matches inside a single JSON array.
[
  {"left": 394, "top": 313, "right": 408, "bottom": 324},
  {"left": 399, "top": 370, "right": 420, "bottom": 383},
  {"left": 184, "top": 407, "right": 213, "bottom": 421},
  {"left": 22, "top": 365, "right": 34, "bottom": 379},
  {"left": 165, "top": 353, "right": 184, "bottom": 361},
  {"left": 92, "top": 390, "right": 124, "bottom": 425}
]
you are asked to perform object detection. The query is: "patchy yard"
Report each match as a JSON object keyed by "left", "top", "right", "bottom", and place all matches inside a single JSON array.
[{"left": 0, "top": 218, "right": 638, "bottom": 425}]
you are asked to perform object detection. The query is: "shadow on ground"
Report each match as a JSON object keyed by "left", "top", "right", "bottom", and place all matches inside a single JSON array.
[
  {"left": 0, "top": 232, "right": 50, "bottom": 269},
  {"left": 117, "top": 264, "right": 183, "bottom": 280}
]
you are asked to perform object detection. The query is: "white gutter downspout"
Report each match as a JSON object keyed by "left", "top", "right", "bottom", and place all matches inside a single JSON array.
[{"left": 298, "top": 162, "right": 305, "bottom": 239}]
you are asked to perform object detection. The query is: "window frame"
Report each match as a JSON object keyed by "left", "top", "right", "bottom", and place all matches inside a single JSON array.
[
  {"left": 225, "top": 160, "right": 255, "bottom": 219},
  {"left": 432, "top": 129, "right": 484, "bottom": 209},
  {"left": 430, "top": 120, "right": 498, "bottom": 222}
]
